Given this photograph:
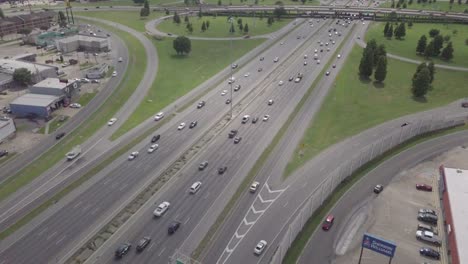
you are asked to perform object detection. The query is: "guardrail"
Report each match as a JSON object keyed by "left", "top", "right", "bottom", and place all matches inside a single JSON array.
[{"left": 269, "top": 111, "right": 468, "bottom": 264}]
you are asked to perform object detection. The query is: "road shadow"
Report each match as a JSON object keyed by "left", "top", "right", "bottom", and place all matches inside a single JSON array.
[
  {"left": 373, "top": 81, "right": 385, "bottom": 89},
  {"left": 412, "top": 96, "right": 428, "bottom": 103},
  {"left": 359, "top": 75, "right": 371, "bottom": 84}
]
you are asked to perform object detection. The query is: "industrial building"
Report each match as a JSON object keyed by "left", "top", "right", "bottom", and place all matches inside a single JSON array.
[
  {"left": 55, "top": 34, "right": 110, "bottom": 53},
  {"left": 439, "top": 166, "right": 468, "bottom": 264},
  {"left": 9, "top": 93, "right": 61, "bottom": 118},
  {"left": 85, "top": 63, "right": 109, "bottom": 79},
  {"left": 0, "top": 11, "right": 56, "bottom": 37},
  {"left": 0, "top": 59, "right": 57, "bottom": 84},
  {"left": 30, "top": 78, "right": 80, "bottom": 98},
  {"left": 0, "top": 72, "right": 13, "bottom": 90},
  {"left": 0, "top": 116, "right": 16, "bottom": 143}
]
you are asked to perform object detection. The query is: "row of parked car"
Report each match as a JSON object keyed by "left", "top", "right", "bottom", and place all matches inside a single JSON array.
[{"left": 416, "top": 182, "right": 441, "bottom": 261}]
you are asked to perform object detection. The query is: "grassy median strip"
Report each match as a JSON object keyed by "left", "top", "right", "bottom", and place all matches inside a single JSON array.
[
  {"left": 282, "top": 123, "right": 468, "bottom": 264},
  {"left": 0, "top": 22, "right": 145, "bottom": 203}
]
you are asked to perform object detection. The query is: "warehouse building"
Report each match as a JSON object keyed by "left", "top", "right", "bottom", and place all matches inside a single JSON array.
[
  {"left": 30, "top": 78, "right": 80, "bottom": 98},
  {"left": 0, "top": 11, "right": 55, "bottom": 37},
  {"left": 9, "top": 93, "right": 61, "bottom": 118},
  {"left": 85, "top": 63, "right": 109, "bottom": 79},
  {"left": 0, "top": 72, "right": 13, "bottom": 91},
  {"left": 0, "top": 59, "right": 57, "bottom": 84},
  {"left": 55, "top": 34, "right": 110, "bottom": 53},
  {"left": 0, "top": 116, "right": 16, "bottom": 143},
  {"left": 439, "top": 166, "right": 468, "bottom": 264}
]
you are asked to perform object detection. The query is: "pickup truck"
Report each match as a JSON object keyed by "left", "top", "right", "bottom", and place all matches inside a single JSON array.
[
  {"left": 416, "top": 230, "right": 441, "bottom": 246},
  {"left": 66, "top": 145, "right": 81, "bottom": 161}
]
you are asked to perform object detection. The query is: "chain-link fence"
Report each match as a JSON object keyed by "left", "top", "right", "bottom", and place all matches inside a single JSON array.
[{"left": 270, "top": 112, "right": 468, "bottom": 264}]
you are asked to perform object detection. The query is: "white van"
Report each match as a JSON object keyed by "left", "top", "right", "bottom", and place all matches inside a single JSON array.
[{"left": 189, "top": 181, "right": 202, "bottom": 194}]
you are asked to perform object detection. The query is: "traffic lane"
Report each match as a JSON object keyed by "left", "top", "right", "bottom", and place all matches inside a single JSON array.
[{"left": 299, "top": 130, "right": 468, "bottom": 264}]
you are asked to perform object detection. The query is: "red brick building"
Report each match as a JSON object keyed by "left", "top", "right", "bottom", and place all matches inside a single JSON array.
[{"left": 0, "top": 11, "right": 56, "bottom": 37}]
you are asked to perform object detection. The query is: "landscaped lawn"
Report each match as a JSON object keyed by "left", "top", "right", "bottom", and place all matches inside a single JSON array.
[
  {"left": 72, "top": 0, "right": 181, "bottom": 7},
  {"left": 75, "top": 11, "right": 164, "bottom": 32},
  {"left": 366, "top": 22, "right": 468, "bottom": 68},
  {"left": 157, "top": 15, "right": 291, "bottom": 38},
  {"left": 285, "top": 45, "right": 468, "bottom": 176},
  {"left": 379, "top": 1, "right": 468, "bottom": 12},
  {"left": 112, "top": 37, "right": 265, "bottom": 138},
  {"left": 204, "top": 0, "right": 319, "bottom": 5}
]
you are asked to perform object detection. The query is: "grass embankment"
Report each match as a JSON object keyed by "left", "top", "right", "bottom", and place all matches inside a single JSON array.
[
  {"left": 285, "top": 45, "right": 468, "bottom": 176},
  {"left": 204, "top": 0, "right": 319, "bottom": 5},
  {"left": 367, "top": 22, "right": 468, "bottom": 68},
  {"left": 379, "top": 1, "right": 468, "bottom": 12},
  {"left": 75, "top": 11, "right": 164, "bottom": 32},
  {"left": 78, "top": 91, "right": 98, "bottom": 106},
  {"left": 157, "top": 16, "right": 291, "bottom": 38},
  {"left": 72, "top": 0, "right": 180, "bottom": 7},
  {"left": 48, "top": 116, "right": 69, "bottom": 134},
  {"left": 282, "top": 124, "right": 468, "bottom": 263},
  {"left": 0, "top": 23, "right": 146, "bottom": 202}
]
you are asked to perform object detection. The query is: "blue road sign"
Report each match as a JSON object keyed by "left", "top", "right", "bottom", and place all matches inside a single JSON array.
[{"left": 362, "top": 233, "right": 397, "bottom": 258}]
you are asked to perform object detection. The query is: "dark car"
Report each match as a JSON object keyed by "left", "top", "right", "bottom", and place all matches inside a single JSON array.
[
  {"left": 168, "top": 222, "right": 180, "bottom": 234},
  {"left": 416, "top": 184, "right": 433, "bottom": 192},
  {"left": 461, "top": 102, "right": 468, "bottom": 108},
  {"left": 225, "top": 99, "right": 231, "bottom": 104},
  {"left": 260, "top": 57, "right": 264, "bottom": 61},
  {"left": 55, "top": 132, "right": 66, "bottom": 140},
  {"left": 136, "top": 237, "right": 151, "bottom": 252},
  {"left": 199, "top": 161, "right": 208, "bottom": 170},
  {"left": 252, "top": 117, "right": 258, "bottom": 124},
  {"left": 401, "top": 122, "right": 409, "bottom": 127},
  {"left": 197, "top": 101, "right": 206, "bottom": 109},
  {"left": 151, "top": 134, "right": 160, "bottom": 143},
  {"left": 258, "top": 68, "right": 263, "bottom": 72},
  {"left": 234, "top": 85, "right": 241, "bottom": 92},
  {"left": 228, "top": 130, "right": 238, "bottom": 138},
  {"left": 419, "top": 247, "right": 440, "bottom": 260},
  {"left": 0, "top": 150, "right": 8, "bottom": 158},
  {"left": 115, "top": 243, "right": 131, "bottom": 258},
  {"left": 418, "top": 213, "right": 438, "bottom": 224},
  {"left": 322, "top": 215, "right": 335, "bottom": 231},
  {"left": 332, "top": 64, "right": 336, "bottom": 68},
  {"left": 374, "top": 184, "right": 383, "bottom": 194},
  {"left": 218, "top": 166, "right": 227, "bottom": 174},
  {"left": 234, "top": 137, "right": 242, "bottom": 144},
  {"left": 189, "top": 121, "right": 198, "bottom": 128}
]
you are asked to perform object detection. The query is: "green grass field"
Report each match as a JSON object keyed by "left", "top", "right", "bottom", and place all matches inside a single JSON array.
[
  {"left": 70, "top": 0, "right": 182, "bottom": 7},
  {"left": 157, "top": 16, "right": 291, "bottom": 38},
  {"left": 285, "top": 45, "right": 468, "bottom": 176},
  {"left": 204, "top": 0, "right": 319, "bottom": 5},
  {"left": 75, "top": 11, "right": 164, "bottom": 32},
  {"left": 379, "top": 1, "right": 468, "bottom": 12},
  {"left": 112, "top": 37, "right": 264, "bottom": 138},
  {"left": 366, "top": 22, "right": 468, "bottom": 68},
  {"left": 0, "top": 22, "right": 146, "bottom": 202}
]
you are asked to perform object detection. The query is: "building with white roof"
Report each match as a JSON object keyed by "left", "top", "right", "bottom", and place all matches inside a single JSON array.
[
  {"left": 0, "top": 59, "right": 57, "bottom": 83},
  {"left": 55, "top": 34, "right": 110, "bottom": 53},
  {"left": 439, "top": 166, "right": 468, "bottom": 264},
  {"left": 0, "top": 116, "right": 16, "bottom": 143}
]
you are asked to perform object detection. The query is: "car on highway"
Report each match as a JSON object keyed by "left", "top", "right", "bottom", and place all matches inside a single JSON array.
[
  {"left": 151, "top": 134, "right": 160, "bottom": 143},
  {"left": 273, "top": 57, "right": 279, "bottom": 62},
  {"left": 252, "top": 117, "right": 258, "bottom": 123},
  {"left": 228, "top": 77, "right": 235, "bottom": 84},
  {"left": 189, "top": 181, "right": 202, "bottom": 194},
  {"left": 178, "top": 122, "right": 186, "bottom": 130},
  {"left": 416, "top": 184, "right": 432, "bottom": 192},
  {"left": 314, "top": 54, "right": 318, "bottom": 60},
  {"left": 231, "top": 63, "right": 238, "bottom": 69},
  {"left": 118, "top": 57, "right": 123, "bottom": 62},
  {"left": 221, "top": 90, "right": 228, "bottom": 96},
  {"left": 112, "top": 71, "right": 117, "bottom": 77},
  {"left": 242, "top": 115, "right": 250, "bottom": 124},
  {"left": 325, "top": 71, "right": 330, "bottom": 76},
  {"left": 107, "top": 117, "right": 117, "bottom": 126},
  {"left": 225, "top": 99, "right": 231, "bottom": 104},
  {"left": 244, "top": 72, "right": 250, "bottom": 77},
  {"left": 168, "top": 221, "right": 181, "bottom": 234},
  {"left": 228, "top": 129, "right": 238, "bottom": 138},
  {"left": 136, "top": 237, "right": 151, "bottom": 252},
  {"left": 374, "top": 184, "right": 383, "bottom": 193},
  {"left": 268, "top": 99, "right": 274, "bottom": 105},
  {"left": 148, "top": 144, "right": 158, "bottom": 153},
  {"left": 258, "top": 67, "right": 263, "bottom": 72},
  {"left": 314, "top": 49, "right": 318, "bottom": 53},
  {"left": 55, "top": 132, "right": 66, "bottom": 140},
  {"left": 199, "top": 161, "right": 208, "bottom": 170},
  {"left": 115, "top": 243, "right": 131, "bottom": 258},
  {"left": 337, "top": 54, "right": 341, "bottom": 59},
  {"left": 197, "top": 101, "right": 206, "bottom": 109},
  {"left": 278, "top": 80, "right": 284, "bottom": 86},
  {"left": 332, "top": 64, "right": 336, "bottom": 68},
  {"left": 218, "top": 166, "right": 227, "bottom": 174},
  {"left": 280, "top": 42, "right": 284, "bottom": 45},
  {"left": 304, "top": 54, "right": 308, "bottom": 59},
  {"left": 189, "top": 121, "right": 198, "bottom": 129},
  {"left": 461, "top": 102, "right": 468, "bottom": 108},
  {"left": 153, "top": 201, "right": 170, "bottom": 217},
  {"left": 419, "top": 247, "right": 440, "bottom": 260},
  {"left": 322, "top": 215, "right": 335, "bottom": 230},
  {"left": 250, "top": 181, "right": 260, "bottom": 193},
  {"left": 419, "top": 208, "right": 437, "bottom": 216},
  {"left": 128, "top": 151, "right": 139, "bottom": 160},
  {"left": 304, "top": 61, "right": 308, "bottom": 65},
  {"left": 234, "top": 136, "right": 242, "bottom": 144},
  {"left": 289, "top": 76, "right": 294, "bottom": 82},
  {"left": 154, "top": 112, "right": 164, "bottom": 121},
  {"left": 254, "top": 240, "right": 267, "bottom": 255},
  {"left": 263, "top": 115, "right": 270, "bottom": 122},
  {"left": 317, "top": 60, "right": 321, "bottom": 64},
  {"left": 259, "top": 57, "right": 264, "bottom": 61},
  {"left": 234, "top": 85, "right": 241, "bottom": 91}
]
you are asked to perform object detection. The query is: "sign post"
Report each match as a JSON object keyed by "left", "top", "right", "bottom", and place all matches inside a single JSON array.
[{"left": 358, "top": 233, "right": 397, "bottom": 264}]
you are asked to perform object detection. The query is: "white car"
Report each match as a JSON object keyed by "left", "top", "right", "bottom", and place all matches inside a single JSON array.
[
  {"left": 178, "top": 122, "right": 186, "bottom": 130},
  {"left": 314, "top": 49, "right": 318, "bottom": 53},
  {"left": 80, "top": 78, "right": 90, "bottom": 83},
  {"left": 112, "top": 71, "right": 117, "bottom": 77},
  {"left": 153, "top": 201, "right": 170, "bottom": 217},
  {"left": 263, "top": 115, "right": 270, "bottom": 122},
  {"left": 228, "top": 76, "right": 235, "bottom": 84},
  {"left": 244, "top": 72, "right": 250, "bottom": 77},
  {"left": 280, "top": 42, "right": 284, "bottom": 45},
  {"left": 267, "top": 99, "right": 274, "bottom": 105},
  {"left": 148, "top": 144, "right": 158, "bottom": 153},
  {"left": 337, "top": 54, "right": 341, "bottom": 59},
  {"left": 254, "top": 240, "right": 267, "bottom": 255},
  {"left": 304, "top": 54, "right": 308, "bottom": 59},
  {"left": 278, "top": 81, "right": 284, "bottom": 86},
  {"left": 128, "top": 151, "right": 139, "bottom": 160},
  {"left": 250, "top": 181, "right": 260, "bottom": 193},
  {"left": 304, "top": 61, "right": 308, "bottom": 65},
  {"left": 118, "top": 57, "right": 123, "bottom": 62},
  {"left": 70, "top": 103, "right": 82, "bottom": 108},
  {"left": 221, "top": 90, "right": 228, "bottom": 96},
  {"left": 107, "top": 117, "right": 117, "bottom": 126},
  {"left": 273, "top": 57, "right": 279, "bottom": 62},
  {"left": 317, "top": 60, "right": 321, "bottom": 64},
  {"left": 154, "top": 112, "right": 164, "bottom": 121}
]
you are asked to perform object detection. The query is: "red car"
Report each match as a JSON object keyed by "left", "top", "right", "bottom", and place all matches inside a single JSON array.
[
  {"left": 322, "top": 215, "right": 335, "bottom": 231},
  {"left": 416, "top": 184, "right": 433, "bottom": 192}
]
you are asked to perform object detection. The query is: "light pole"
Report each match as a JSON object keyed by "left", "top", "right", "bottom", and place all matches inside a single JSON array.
[{"left": 228, "top": 17, "right": 234, "bottom": 120}]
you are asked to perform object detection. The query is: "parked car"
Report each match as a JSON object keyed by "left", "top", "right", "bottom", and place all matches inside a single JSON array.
[
  {"left": 418, "top": 213, "right": 438, "bottom": 224},
  {"left": 419, "top": 247, "right": 440, "bottom": 260},
  {"left": 115, "top": 243, "right": 131, "bottom": 258},
  {"left": 322, "top": 215, "right": 335, "bottom": 230},
  {"left": 136, "top": 237, "right": 151, "bottom": 252},
  {"left": 416, "top": 184, "right": 433, "bottom": 192},
  {"left": 418, "top": 223, "right": 438, "bottom": 235},
  {"left": 70, "top": 103, "right": 81, "bottom": 108},
  {"left": 419, "top": 208, "right": 437, "bottom": 216},
  {"left": 416, "top": 230, "right": 441, "bottom": 246},
  {"left": 0, "top": 150, "right": 8, "bottom": 158}
]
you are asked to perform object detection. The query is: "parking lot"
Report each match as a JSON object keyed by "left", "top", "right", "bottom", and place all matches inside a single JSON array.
[{"left": 335, "top": 145, "right": 468, "bottom": 264}]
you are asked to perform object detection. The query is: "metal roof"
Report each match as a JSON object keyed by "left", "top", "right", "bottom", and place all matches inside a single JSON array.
[
  {"left": 32, "top": 78, "right": 70, "bottom": 90},
  {"left": 0, "top": 59, "right": 55, "bottom": 75},
  {"left": 10, "top": 93, "right": 60, "bottom": 107}
]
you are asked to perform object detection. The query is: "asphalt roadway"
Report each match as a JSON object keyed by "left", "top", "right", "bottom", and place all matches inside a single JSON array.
[{"left": 0, "top": 19, "right": 335, "bottom": 264}]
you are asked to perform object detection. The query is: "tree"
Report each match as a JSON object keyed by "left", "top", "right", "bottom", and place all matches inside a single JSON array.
[
  {"left": 424, "top": 40, "right": 435, "bottom": 57},
  {"left": 244, "top": 23, "right": 249, "bottom": 33},
  {"left": 374, "top": 56, "right": 387, "bottom": 83},
  {"left": 237, "top": 18, "right": 243, "bottom": 25},
  {"left": 443, "top": 35, "right": 451, "bottom": 42},
  {"left": 140, "top": 0, "right": 150, "bottom": 18},
  {"left": 133, "top": 0, "right": 144, "bottom": 3},
  {"left": 458, "top": 0, "right": 462, "bottom": 4},
  {"left": 386, "top": 24, "right": 393, "bottom": 38},
  {"left": 394, "top": 22, "right": 406, "bottom": 39},
  {"left": 408, "top": 21, "right": 413, "bottom": 28},
  {"left": 273, "top": 7, "right": 287, "bottom": 20},
  {"left": 429, "top": 29, "right": 440, "bottom": 37},
  {"left": 416, "top": 35, "right": 427, "bottom": 54},
  {"left": 365, "top": 39, "right": 377, "bottom": 66},
  {"left": 144, "top": 0, "right": 149, "bottom": 9},
  {"left": 427, "top": 61, "right": 435, "bottom": 83},
  {"left": 449, "top": 0, "right": 454, "bottom": 3},
  {"left": 412, "top": 67, "right": 431, "bottom": 98},
  {"left": 359, "top": 48, "right": 374, "bottom": 78},
  {"left": 206, "top": 21, "right": 210, "bottom": 28},
  {"left": 13, "top": 68, "right": 32, "bottom": 86},
  {"left": 383, "top": 22, "right": 390, "bottom": 36},
  {"left": 201, "top": 21, "right": 206, "bottom": 32},
  {"left": 188, "top": 23, "right": 193, "bottom": 34},
  {"left": 184, "top": 15, "right": 189, "bottom": 23},
  {"left": 17, "top": 27, "right": 32, "bottom": 35},
  {"left": 198, "top": 10, "right": 202, "bottom": 18},
  {"left": 173, "top": 12, "right": 181, "bottom": 24},
  {"left": 0, "top": 8, "right": 4, "bottom": 19},
  {"left": 376, "top": 44, "right": 387, "bottom": 61},
  {"left": 433, "top": 34, "right": 444, "bottom": 56},
  {"left": 218, "top": 0, "right": 222, "bottom": 5},
  {"left": 58, "top": 11, "right": 67, "bottom": 27},
  {"left": 229, "top": 23, "right": 235, "bottom": 33},
  {"left": 173, "top": 36, "right": 191, "bottom": 55},
  {"left": 409, "top": 0, "right": 413, "bottom": 4},
  {"left": 267, "top": 16, "right": 274, "bottom": 26},
  {"left": 441, "top": 41, "right": 454, "bottom": 60},
  {"left": 403, "top": 2, "right": 407, "bottom": 7},
  {"left": 239, "top": 23, "right": 243, "bottom": 31}
]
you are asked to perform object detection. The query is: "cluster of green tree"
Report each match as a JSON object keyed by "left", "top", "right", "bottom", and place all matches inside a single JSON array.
[
  {"left": 383, "top": 22, "right": 406, "bottom": 39},
  {"left": 13, "top": 68, "right": 32, "bottom": 86},
  {"left": 358, "top": 39, "right": 388, "bottom": 83},
  {"left": 140, "top": 0, "right": 150, "bottom": 17},
  {"left": 183, "top": 0, "right": 200, "bottom": 5},
  {"left": 411, "top": 62, "right": 435, "bottom": 98},
  {"left": 448, "top": 0, "right": 468, "bottom": 5},
  {"left": 416, "top": 29, "right": 454, "bottom": 60},
  {"left": 133, "top": 0, "right": 145, "bottom": 4},
  {"left": 273, "top": 7, "right": 287, "bottom": 20},
  {"left": 234, "top": 18, "right": 250, "bottom": 34},
  {"left": 173, "top": 36, "right": 191, "bottom": 55},
  {"left": 390, "top": 0, "right": 411, "bottom": 9}
]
